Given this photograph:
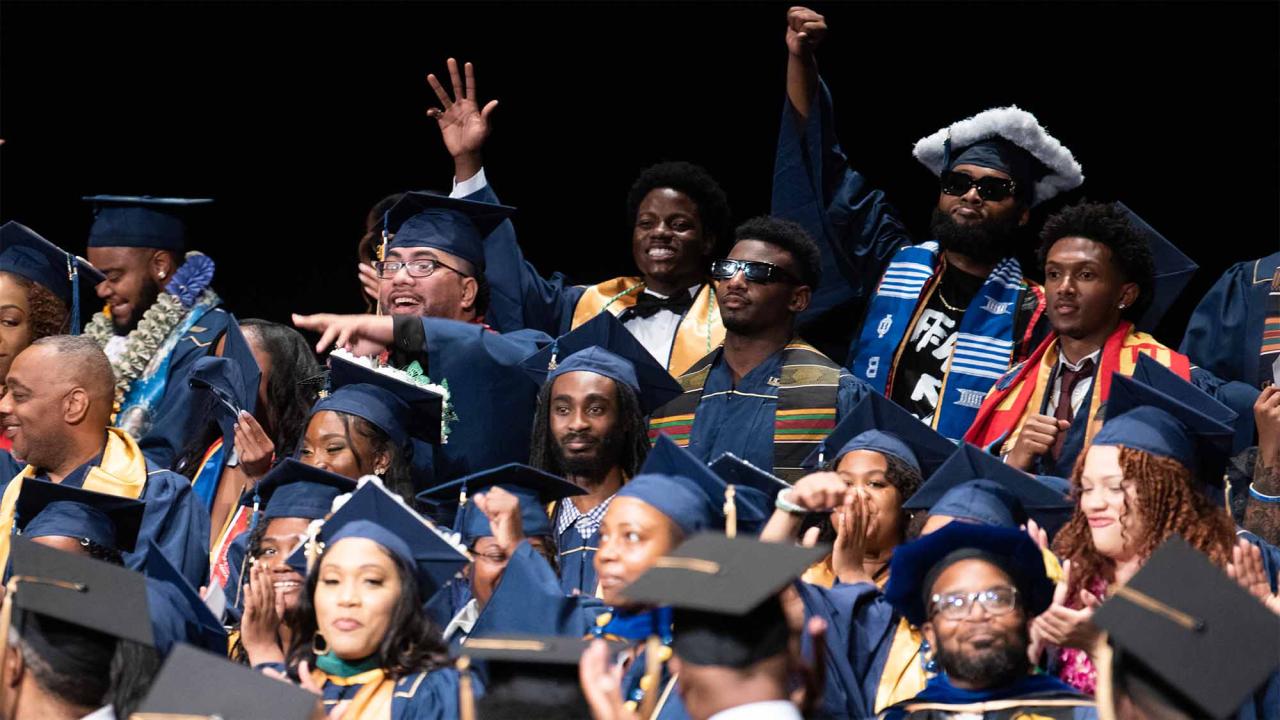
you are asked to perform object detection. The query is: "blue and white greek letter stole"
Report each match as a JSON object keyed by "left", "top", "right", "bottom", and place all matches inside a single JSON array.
[{"left": 847, "top": 241, "right": 1023, "bottom": 440}]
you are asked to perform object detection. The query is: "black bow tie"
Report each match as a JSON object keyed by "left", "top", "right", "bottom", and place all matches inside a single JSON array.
[{"left": 623, "top": 291, "right": 695, "bottom": 320}]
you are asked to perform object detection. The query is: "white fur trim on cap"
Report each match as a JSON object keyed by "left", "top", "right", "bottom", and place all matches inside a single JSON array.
[{"left": 912, "top": 106, "right": 1084, "bottom": 206}]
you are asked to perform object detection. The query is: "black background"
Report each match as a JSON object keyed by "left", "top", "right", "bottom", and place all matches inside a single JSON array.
[{"left": 2, "top": 1, "right": 1277, "bottom": 348}]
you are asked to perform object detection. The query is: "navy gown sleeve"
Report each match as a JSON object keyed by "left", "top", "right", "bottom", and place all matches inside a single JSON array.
[
  {"left": 419, "top": 319, "right": 551, "bottom": 483},
  {"left": 794, "top": 579, "right": 899, "bottom": 720},
  {"left": 467, "top": 183, "right": 586, "bottom": 336},
  {"left": 837, "top": 371, "right": 873, "bottom": 420},
  {"left": 1181, "top": 258, "right": 1262, "bottom": 385},
  {"left": 138, "top": 308, "right": 234, "bottom": 469},
  {"left": 391, "top": 668, "right": 469, "bottom": 720},
  {"left": 124, "top": 467, "right": 212, "bottom": 588},
  {"left": 772, "top": 78, "right": 911, "bottom": 356},
  {"left": 469, "top": 541, "right": 604, "bottom": 638}
]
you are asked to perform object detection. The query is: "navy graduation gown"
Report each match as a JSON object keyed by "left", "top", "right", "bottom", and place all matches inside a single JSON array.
[
  {"left": 469, "top": 541, "right": 605, "bottom": 639},
  {"left": 555, "top": 503, "right": 602, "bottom": 598},
  {"left": 794, "top": 579, "right": 900, "bottom": 719},
  {"left": 1235, "top": 530, "right": 1280, "bottom": 720},
  {"left": 406, "top": 318, "right": 550, "bottom": 487},
  {"left": 319, "top": 669, "right": 467, "bottom": 720},
  {"left": 681, "top": 348, "right": 868, "bottom": 473},
  {"left": 137, "top": 307, "right": 236, "bottom": 469},
  {"left": 881, "top": 673, "right": 1096, "bottom": 720},
  {"left": 1181, "top": 252, "right": 1280, "bottom": 451}
]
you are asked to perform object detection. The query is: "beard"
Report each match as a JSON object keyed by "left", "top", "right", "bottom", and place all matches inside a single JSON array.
[
  {"left": 554, "top": 428, "right": 624, "bottom": 481},
  {"left": 934, "top": 623, "right": 1031, "bottom": 689},
  {"left": 930, "top": 207, "right": 1023, "bottom": 266},
  {"left": 114, "top": 279, "right": 163, "bottom": 335}
]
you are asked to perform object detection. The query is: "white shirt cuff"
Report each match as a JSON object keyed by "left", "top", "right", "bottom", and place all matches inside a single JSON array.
[{"left": 450, "top": 167, "right": 488, "bottom": 198}]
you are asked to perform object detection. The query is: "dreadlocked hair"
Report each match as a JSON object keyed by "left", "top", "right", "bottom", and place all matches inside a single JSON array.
[
  {"left": 528, "top": 377, "right": 649, "bottom": 480},
  {"left": 1052, "top": 445, "right": 1236, "bottom": 604},
  {"left": 0, "top": 271, "right": 69, "bottom": 340}
]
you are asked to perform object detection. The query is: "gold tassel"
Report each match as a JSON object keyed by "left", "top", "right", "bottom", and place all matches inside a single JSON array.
[
  {"left": 638, "top": 634, "right": 663, "bottom": 719},
  {"left": 723, "top": 485, "right": 737, "bottom": 539},
  {"left": 457, "top": 656, "right": 476, "bottom": 720}
]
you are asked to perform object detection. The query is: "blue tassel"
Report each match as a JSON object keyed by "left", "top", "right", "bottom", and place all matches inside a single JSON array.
[{"left": 67, "top": 254, "right": 81, "bottom": 335}]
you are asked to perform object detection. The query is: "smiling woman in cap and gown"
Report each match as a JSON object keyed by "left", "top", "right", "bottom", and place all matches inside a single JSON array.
[
  {"left": 262, "top": 479, "right": 473, "bottom": 720},
  {"left": 80, "top": 195, "right": 237, "bottom": 469},
  {"left": 0, "top": 222, "right": 105, "bottom": 455},
  {"left": 1042, "top": 359, "right": 1279, "bottom": 704}
]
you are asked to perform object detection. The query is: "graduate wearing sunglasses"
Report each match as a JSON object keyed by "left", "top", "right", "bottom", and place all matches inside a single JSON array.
[
  {"left": 772, "top": 7, "right": 1084, "bottom": 442},
  {"left": 648, "top": 216, "right": 869, "bottom": 480}
]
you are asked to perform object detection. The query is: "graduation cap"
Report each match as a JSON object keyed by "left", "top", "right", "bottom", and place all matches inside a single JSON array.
[
  {"left": 188, "top": 320, "right": 261, "bottom": 450},
  {"left": 709, "top": 452, "right": 791, "bottom": 502},
  {"left": 135, "top": 643, "right": 322, "bottom": 720},
  {"left": 317, "top": 351, "right": 445, "bottom": 445},
  {"left": 459, "top": 634, "right": 610, "bottom": 720},
  {"left": 619, "top": 435, "right": 769, "bottom": 537},
  {"left": 240, "top": 458, "right": 356, "bottom": 522},
  {"left": 519, "top": 312, "right": 684, "bottom": 414},
  {"left": 912, "top": 106, "right": 1084, "bottom": 206},
  {"left": 803, "top": 391, "right": 955, "bottom": 476},
  {"left": 621, "top": 533, "right": 827, "bottom": 668},
  {"left": 1114, "top": 202, "right": 1197, "bottom": 332},
  {"left": 15, "top": 479, "right": 145, "bottom": 553},
  {"left": 418, "top": 463, "right": 586, "bottom": 544},
  {"left": 83, "top": 195, "right": 213, "bottom": 251},
  {"left": 0, "top": 221, "right": 105, "bottom": 334},
  {"left": 287, "top": 480, "right": 470, "bottom": 598},
  {"left": 1095, "top": 357, "right": 1237, "bottom": 481},
  {"left": 6, "top": 535, "right": 154, "bottom": 647},
  {"left": 144, "top": 541, "right": 227, "bottom": 655},
  {"left": 902, "top": 443, "right": 1073, "bottom": 533},
  {"left": 380, "top": 191, "right": 516, "bottom": 271},
  {"left": 1094, "top": 536, "right": 1280, "bottom": 720},
  {"left": 883, "top": 521, "right": 1053, "bottom": 627}
]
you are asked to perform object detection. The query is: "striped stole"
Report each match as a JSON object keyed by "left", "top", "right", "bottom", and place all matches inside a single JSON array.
[{"left": 648, "top": 342, "right": 842, "bottom": 481}]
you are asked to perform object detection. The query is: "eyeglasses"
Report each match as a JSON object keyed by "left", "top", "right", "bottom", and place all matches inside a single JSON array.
[
  {"left": 929, "top": 586, "right": 1019, "bottom": 620},
  {"left": 374, "top": 258, "right": 470, "bottom": 279},
  {"left": 710, "top": 258, "right": 798, "bottom": 285},
  {"left": 940, "top": 171, "right": 1017, "bottom": 203}
]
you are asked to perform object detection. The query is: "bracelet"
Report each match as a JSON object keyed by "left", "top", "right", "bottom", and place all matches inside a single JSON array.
[
  {"left": 1249, "top": 483, "right": 1280, "bottom": 504},
  {"left": 775, "top": 488, "right": 808, "bottom": 515}
]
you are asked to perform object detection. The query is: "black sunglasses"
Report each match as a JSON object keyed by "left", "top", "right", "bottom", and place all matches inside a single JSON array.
[
  {"left": 710, "top": 258, "right": 798, "bottom": 284},
  {"left": 940, "top": 171, "right": 1017, "bottom": 203}
]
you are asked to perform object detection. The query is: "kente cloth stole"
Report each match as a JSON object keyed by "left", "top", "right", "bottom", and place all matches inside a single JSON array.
[
  {"left": 647, "top": 342, "right": 841, "bottom": 481},
  {"left": 571, "top": 276, "right": 724, "bottom": 376},
  {"left": 964, "top": 321, "right": 1190, "bottom": 454},
  {"left": 1260, "top": 265, "right": 1280, "bottom": 385},
  {"left": 847, "top": 241, "right": 1031, "bottom": 440}
]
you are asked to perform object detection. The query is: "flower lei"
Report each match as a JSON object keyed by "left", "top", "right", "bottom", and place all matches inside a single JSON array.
[
  {"left": 85, "top": 252, "right": 218, "bottom": 410},
  {"left": 329, "top": 348, "right": 458, "bottom": 443}
]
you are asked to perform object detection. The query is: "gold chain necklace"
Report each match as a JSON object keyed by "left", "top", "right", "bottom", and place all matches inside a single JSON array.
[{"left": 935, "top": 276, "right": 965, "bottom": 313}]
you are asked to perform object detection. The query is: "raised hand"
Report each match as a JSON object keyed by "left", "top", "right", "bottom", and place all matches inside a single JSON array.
[
  {"left": 1006, "top": 414, "right": 1069, "bottom": 471},
  {"left": 241, "top": 562, "right": 286, "bottom": 666},
  {"left": 1030, "top": 560, "right": 1103, "bottom": 653},
  {"left": 785, "top": 6, "right": 828, "bottom": 57},
  {"left": 1228, "top": 538, "right": 1280, "bottom": 616},
  {"left": 291, "top": 313, "right": 394, "bottom": 357},
  {"left": 578, "top": 639, "right": 636, "bottom": 720},
  {"left": 473, "top": 486, "right": 526, "bottom": 555},
  {"left": 425, "top": 58, "right": 497, "bottom": 181},
  {"left": 787, "top": 471, "right": 854, "bottom": 512},
  {"left": 234, "top": 410, "right": 276, "bottom": 479},
  {"left": 358, "top": 262, "right": 380, "bottom": 304},
  {"left": 833, "top": 488, "right": 876, "bottom": 585}
]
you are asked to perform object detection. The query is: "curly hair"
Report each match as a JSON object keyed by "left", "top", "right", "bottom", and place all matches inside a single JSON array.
[
  {"left": 626, "top": 161, "right": 732, "bottom": 251},
  {"left": 0, "top": 271, "right": 70, "bottom": 340},
  {"left": 1052, "top": 445, "right": 1236, "bottom": 602},
  {"left": 733, "top": 215, "right": 823, "bottom": 289},
  {"left": 528, "top": 376, "right": 649, "bottom": 481},
  {"left": 1037, "top": 201, "right": 1156, "bottom": 323},
  {"left": 285, "top": 541, "right": 448, "bottom": 680}
]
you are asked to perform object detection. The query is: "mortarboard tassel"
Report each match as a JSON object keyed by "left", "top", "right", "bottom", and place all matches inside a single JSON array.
[
  {"left": 66, "top": 254, "right": 81, "bottom": 335},
  {"left": 638, "top": 634, "right": 664, "bottom": 719},
  {"left": 456, "top": 655, "right": 476, "bottom": 720},
  {"left": 723, "top": 485, "right": 737, "bottom": 539}
]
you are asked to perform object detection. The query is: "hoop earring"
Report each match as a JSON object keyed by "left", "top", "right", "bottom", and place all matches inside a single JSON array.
[{"left": 312, "top": 633, "right": 330, "bottom": 657}]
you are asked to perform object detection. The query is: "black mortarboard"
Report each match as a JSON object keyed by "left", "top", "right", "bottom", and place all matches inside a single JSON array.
[
  {"left": 461, "top": 634, "right": 604, "bottom": 720},
  {"left": 521, "top": 311, "right": 684, "bottom": 414},
  {"left": 1094, "top": 536, "right": 1280, "bottom": 720},
  {"left": 135, "top": 644, "right": 322, "bottom": 720},
  {"left": 708, "top": 452, "right": 791, "bottom": 502},
  {"left": 318, "top": 351, "right": 445, "bottom": 445},
  {"left": 15, "top": 480, "right": 145, "bottom": 553},
  {"left": 83, "top": 195, "right": 213, "bottom": 251},
  {"left": 0, "top": 222, "right": 105, "bottom": 334},
  {"left": 7, "top": 535, "right": 153, "bottom": 646},
  {"left": 381, "top": 191, "right": 515, "bottom": 271},
  {"left": 188, "top": 320, "right": 261, "bottom": 451},
  {"left": 418, "top": 462, "right": 587, "bottom": 544},
  {"left": 902, "top": 443, "right": 1073, "bottom": 534},
  {"left": 803, "top": 391, "right": 954, "bottom": 476},
  {"left": 620, "top": 533, "right": 827, "bottom": 668},
  {"left": 1115, "top": 202, "right": 1197, "bottom": 332}
]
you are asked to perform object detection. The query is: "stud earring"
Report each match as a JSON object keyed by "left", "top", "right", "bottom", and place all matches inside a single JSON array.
[{"left": 159, "top": 271, "right": 166, "bottom": 280}]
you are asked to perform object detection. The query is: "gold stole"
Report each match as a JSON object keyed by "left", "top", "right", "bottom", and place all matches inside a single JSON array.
[
  {"left": 319, "top": 668, "right": 395, "bottom": 720},
  {"left": 0, "top": 428, "right": 148, "bottom": 571},
  {"left": 570, "top": 277, "right": 724, "bottom": 376}
]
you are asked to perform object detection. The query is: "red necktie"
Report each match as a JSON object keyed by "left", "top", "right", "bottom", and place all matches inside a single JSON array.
[{"left": 1052, "top": 358, "right": 1095, "bottom": 461}]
